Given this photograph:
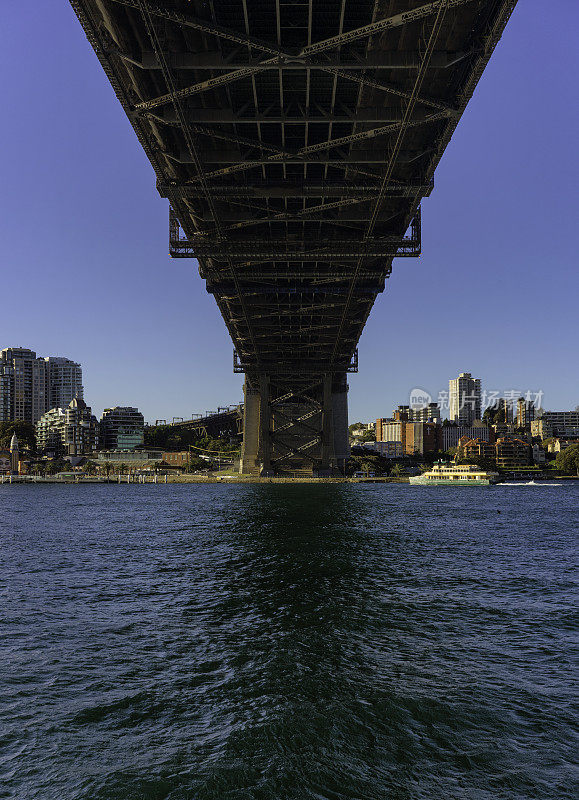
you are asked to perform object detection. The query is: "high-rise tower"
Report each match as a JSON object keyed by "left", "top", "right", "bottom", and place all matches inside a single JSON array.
[
  {"left": 449, "top": 372, "right": 482, "bottom": 427},
  {"left": 0, "top": 348, "right": 83, "bottom": 424}
]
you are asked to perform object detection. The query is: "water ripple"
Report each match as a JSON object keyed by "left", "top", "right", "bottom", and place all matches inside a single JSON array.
[{"left": 0, "top": 483, "right": 577, "bottom": 800}]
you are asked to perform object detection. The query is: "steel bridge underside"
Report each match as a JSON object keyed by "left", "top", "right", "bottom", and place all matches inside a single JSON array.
[{"left": 71, "top": 0, "right": 516, "bottom": 474}]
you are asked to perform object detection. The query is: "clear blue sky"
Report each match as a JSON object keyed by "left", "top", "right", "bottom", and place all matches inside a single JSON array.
[{"left": 1, "top": 2, "right": 577, "bottom": 423}]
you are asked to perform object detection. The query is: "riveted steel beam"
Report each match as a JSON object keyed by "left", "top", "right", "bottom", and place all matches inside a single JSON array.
[
  {"left": 170, "top": 239, "right": 419, "bottom": 259},
  {"left": 135, "top": 63, "right": 455, "bottom": 113},
  {"left": 302, "top": 0, "right": 474, "bottom": 56},
  {"left": 158, "top": 181, "right": 433, "bottom": 199},
  {"left": 120, "top": 50, "right": 470, "bottom": 71},
  {"left": 152, "top": 108, "right": 417, "bottom": 124},
  {"left": 109, "top": 0, "right": 286, "bottom": 57}
]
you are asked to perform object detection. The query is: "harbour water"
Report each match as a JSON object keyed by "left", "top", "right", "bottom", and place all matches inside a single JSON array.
[{"left": 1, "top": 483, "right": 577, "bottom": 799}]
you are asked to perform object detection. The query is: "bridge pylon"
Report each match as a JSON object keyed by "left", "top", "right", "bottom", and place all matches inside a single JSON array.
[{"left": 240, "top": 373, "right": 349, "bottom": 477}]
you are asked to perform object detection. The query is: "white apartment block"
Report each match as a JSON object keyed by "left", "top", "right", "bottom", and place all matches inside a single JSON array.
[{"left": 449, "top": 372, "right": 482, "bottom": 426}]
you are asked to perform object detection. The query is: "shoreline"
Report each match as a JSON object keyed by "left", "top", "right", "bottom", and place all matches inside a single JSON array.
[{"left": 1, "top": 475, "right": 577, "bottom": 485}]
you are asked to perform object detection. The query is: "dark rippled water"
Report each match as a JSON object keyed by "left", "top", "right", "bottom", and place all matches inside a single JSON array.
[{"left": 1, "top": 483, "right": 578, "bottom": 800}]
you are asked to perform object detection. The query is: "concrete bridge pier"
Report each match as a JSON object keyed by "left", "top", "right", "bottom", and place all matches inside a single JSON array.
[{"left": 239, "top": 373, "right": 350, "bottom": 476}]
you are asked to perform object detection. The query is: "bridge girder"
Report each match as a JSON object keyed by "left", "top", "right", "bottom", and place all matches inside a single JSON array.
[{"left": 71, "top": 0, "right": 518, "bottom": 474}]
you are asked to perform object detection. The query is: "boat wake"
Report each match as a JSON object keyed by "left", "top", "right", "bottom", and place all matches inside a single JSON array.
[{"left": 496, "top": 481, "right": 563, "bottom": 486}]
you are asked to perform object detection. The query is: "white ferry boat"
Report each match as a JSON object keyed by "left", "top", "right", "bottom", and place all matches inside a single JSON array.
[{"left": 409, "top": 463, "right": 499, "bottom": 485}]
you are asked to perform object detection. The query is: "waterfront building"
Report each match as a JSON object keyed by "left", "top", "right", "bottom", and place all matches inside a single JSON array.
[
  {"left": 36, "top": 408, "right": 66, "bottom": 452},
  {"left": 100, "top": 407, "right": 145, "bottom": 450},
  {"left": 449, "top": 372, "right": 482, "bottom": 426},
  {"left": 0, "top": 347, "right": 83, "bottom": 424},
  {"left": 97, "top": 449, "right": 162, "bottom": 465},
  {"left": 362, "top": 441, "right": 403, "bottom": 458},
  {"left": 531, "top": 411, "right": 579, "bottom": 440},
  {"left": 162, "top": 451, "right": 192, "bottom": 467},
  {"left": 532, "top": 444, "right": 546, "bottom": 464},
  {"left": 516, "top": 397, "right": 535, "bottom": 429},
  {"left": 457, "top": 436, "right": 496, "bottom": 463},
  {"left": 405, "top": 422, "right": 442, "bottom": 455},
  {"left": 350, "top": 422, "right": 375, "bottom": 439},
  {"left": 389, "top": 403, "right": 441, "bottom": 423},
  {"left": 64, "top": 397, "right": 98, "bottom": 455},
  {"left": 411, "top": 403, "right": 441, "bottom": 423},
  {"left": 456, "top": 435, "right": 532, "bottom": 469},
  {"left": 375, "top": 419, "right": 405, "bottom": 451},
  {"left": 45, "top": 358, "right": 84, "bottom": 410},
  {"left": 36, "top": 397, "right": 98, "bottom": 455},
  {"left": 495, "top": 437, "right": 532, "bottom": 470},
  {"left": 392, "top": 405, "right": 410, "bottom": 421},
  {"left": 0, "top": 348, "right": 45, "bottom": 423},
  {"left": 0, "top": 364, "right": 12, "bottom": 422},
  {"left": 376, "top": 418, "right": 441, "bottom": 455},
  {"left": 545, "top": 439, "right": 574, "bottom": 454},
  {"left": 442, "top": 424, "right": 492, "bottom": 451},
  {"left": 376, "top": 403, "right": 441, "bottom": 446}
]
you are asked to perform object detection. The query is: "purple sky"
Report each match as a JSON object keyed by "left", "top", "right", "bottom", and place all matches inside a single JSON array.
[{"left": 1, "top": 2, "right": 577, "bottom": 423}]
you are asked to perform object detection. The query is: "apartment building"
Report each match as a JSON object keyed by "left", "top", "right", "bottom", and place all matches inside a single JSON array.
[
  {"left": 36, "top": 397, "right": 98, "bottom": 455},
  {"left": 449, "top": 372, "right": 482, "bottom": 426},
  {"left": 376, "top": 418, "right": 441, "bottom": 455},
  {"left": 0, "top": 347, "right": 83, "bottom": 424},
  {"left": 100, "top": 407, "right": 145, "bottom": 450},
  {"left": 516, "top": 397, "right": 535, "bottom": 429},
  {"left": 531, "top": 411, "right": 579, "bottom": 440},
  {"left": 442, "top": 423, "right": 492, "bottom": 451}
]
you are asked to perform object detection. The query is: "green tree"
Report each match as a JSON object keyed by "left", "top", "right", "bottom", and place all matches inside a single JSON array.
[
  {"left": 45, "top": 458, "right": 68, "bottom": 475},
  {"left": 483, "top": 405, "right": 507, "bottom": 426},
  {"left": 0, "top": 421, "right": 36, "bottom": 451},
  {"left": 553, "top": 444, "right": 579, "bottom": 476},
  {"left": 186, "top": 455, "right": 209, "bottom": 472},
  {"left": 390, "top": 463, "right": 406, "bottom": 477}
]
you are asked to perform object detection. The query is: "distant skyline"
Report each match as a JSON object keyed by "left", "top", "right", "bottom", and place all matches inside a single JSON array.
[{"left": 1, "top": 2, "right": 577, "bottom": 423}]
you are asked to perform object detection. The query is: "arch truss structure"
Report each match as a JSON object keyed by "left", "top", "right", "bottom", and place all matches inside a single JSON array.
[{"left": 71, "top": 0, "right": 517, "bottom": 474}]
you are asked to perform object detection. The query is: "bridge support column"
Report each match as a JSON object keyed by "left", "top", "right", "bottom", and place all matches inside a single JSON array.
[
  {"left": 331, "top": 374, "right": 350, "bottom": 475},
  {"left": 239, "top": 382, "right": 261, "bottom": 475},
  {"left": 239, "top": 377, "right": 273, "bottom": 476},
  {"left": 317, "top": 374, "right": 334, "bottom": 477},
  {"left": 239, "top": 372, "right": 350, "bottom": 476},
  {"left": 258, "top": 376, "right": 273, "bottom": 476}
]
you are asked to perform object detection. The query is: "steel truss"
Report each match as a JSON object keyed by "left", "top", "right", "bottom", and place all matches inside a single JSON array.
[
  {"left": 240, "top": 372, "right": 349, "bottom": 476},
  {"left": 71, "top": 0, "right": 519, "bottom": 474},
  {"left": 169, "top": 207, "right": 421, "bottom": 259}
]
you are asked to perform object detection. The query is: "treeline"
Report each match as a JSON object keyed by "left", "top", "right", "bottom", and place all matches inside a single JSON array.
[
  {"left": 0, "top": 421, "right": 36, "bottom": 451},
  {"left": 144, "top": 424, "right": 240, "bottom": 454}
]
